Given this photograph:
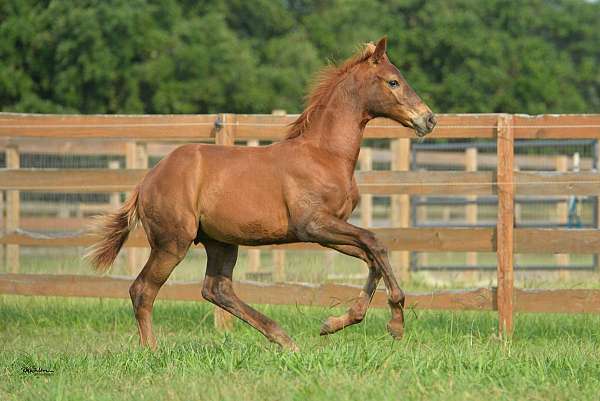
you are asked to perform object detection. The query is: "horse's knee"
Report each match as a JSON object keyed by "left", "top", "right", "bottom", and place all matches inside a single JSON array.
[
  {"left": 359, "top": 231, "right": 387, "bottom": 256},
  {"left": 372, "top": 241, "right": 388, "bottom": 258},
  {"left": 359, "top": 230, "right": 377, "bottom": 246}
]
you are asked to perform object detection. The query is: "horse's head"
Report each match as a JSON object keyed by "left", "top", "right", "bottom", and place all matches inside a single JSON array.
[{"left": 359, "top": 37, "right": 436, "bottom": 137}]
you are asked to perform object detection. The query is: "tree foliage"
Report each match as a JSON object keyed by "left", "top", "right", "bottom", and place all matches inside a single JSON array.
[{"left": 0, "top": 0, "right": 598, "bottom": 114}]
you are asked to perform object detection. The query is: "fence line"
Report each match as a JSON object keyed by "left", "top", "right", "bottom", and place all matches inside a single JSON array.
[
  {"left": 2, "top": 112, "right": 600, "bottom": 337},
  {"left": 2, "top": 113, "right": 600, "bottom": 139},
  {"left": 1, "top": 169, "right": 599, "bottom": 194},
  {"left": 2, "top": 273, "right": 600, "bottom": 314},
  {"left": 2, "top": 226, "right": 600, "bottom": 254}
]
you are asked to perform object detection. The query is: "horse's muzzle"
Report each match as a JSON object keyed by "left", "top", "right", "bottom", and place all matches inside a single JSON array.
[{"left": 413, "top": 112, "right": 437, "bottom": 137}]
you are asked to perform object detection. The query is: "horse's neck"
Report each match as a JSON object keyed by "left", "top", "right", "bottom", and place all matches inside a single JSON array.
[{"left": 301, "top": 90, "right": 369, "bottom": 175}]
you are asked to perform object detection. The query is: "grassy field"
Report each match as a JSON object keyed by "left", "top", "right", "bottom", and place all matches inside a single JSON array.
[{"left": 2, "top": 295, "right": 600, "bottom": 401}]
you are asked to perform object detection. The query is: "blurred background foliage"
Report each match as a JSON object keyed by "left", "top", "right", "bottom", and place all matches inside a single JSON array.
[{"left": 0, "top": 0, "right": 598, "bottom": 115}]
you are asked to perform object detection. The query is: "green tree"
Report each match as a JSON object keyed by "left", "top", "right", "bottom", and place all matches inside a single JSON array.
[
  {"left": 0, "top": 0, "right": 598, "bottom": 114},
  {"left": 138, "top": 11, "right": 263, "bottom": 113}
]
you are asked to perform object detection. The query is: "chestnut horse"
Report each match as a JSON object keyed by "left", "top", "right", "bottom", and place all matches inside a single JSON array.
[{"left": 87, "top": 37, "right": 436, "bottom": 351}]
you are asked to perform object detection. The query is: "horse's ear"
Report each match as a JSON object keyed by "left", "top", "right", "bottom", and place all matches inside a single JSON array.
[{"left": 371, "top": 36, "right": 387, "bottom": 63}]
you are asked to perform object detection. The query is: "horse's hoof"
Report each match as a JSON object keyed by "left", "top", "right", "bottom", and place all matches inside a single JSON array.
[
  {"left": 282, "top": 341, "right": 300, "bottom": 352},
  {"left": 140, "top": 339, "right": 158, "bottom": 351},
  {"left": 386, "top": 320, "right": 404, "bottom": 339}
]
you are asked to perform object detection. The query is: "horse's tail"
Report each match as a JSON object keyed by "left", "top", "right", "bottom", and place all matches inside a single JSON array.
[{"left": 85, "top": 187, "right": 140, "bottom": 273}]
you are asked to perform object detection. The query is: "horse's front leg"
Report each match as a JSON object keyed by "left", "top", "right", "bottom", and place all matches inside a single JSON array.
[
  {"left": 301, "top": 213, "right": 406, "bottom": 339},
  {"left": 319, "top": 244, "right": 381, "bottom": 335}
]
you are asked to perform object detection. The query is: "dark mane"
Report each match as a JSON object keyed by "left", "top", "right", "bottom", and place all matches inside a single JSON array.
[{"left": 285, "top": 43, "right": 376, "bottom": 140}]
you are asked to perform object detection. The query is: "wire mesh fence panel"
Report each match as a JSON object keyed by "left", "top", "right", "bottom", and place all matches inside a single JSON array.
[{"left": 407, "top": 138, "right": 598, "bottom": 288}]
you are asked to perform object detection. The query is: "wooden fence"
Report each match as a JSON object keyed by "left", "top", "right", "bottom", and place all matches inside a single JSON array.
[{"left": 1, "top": 112, "right": 600, "bottom": 336}]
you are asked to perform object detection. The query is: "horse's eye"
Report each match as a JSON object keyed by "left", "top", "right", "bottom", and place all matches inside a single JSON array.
[{"left": 388, "top": 80, "right": 400, "bottom": 88}]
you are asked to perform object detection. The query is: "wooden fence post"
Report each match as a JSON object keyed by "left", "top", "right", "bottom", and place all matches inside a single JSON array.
[
  {"left": 272, "top": 250, "right": 286, "bottom": 282},
  {"left": 360, "top": 148, "right": 373, "bottom": 228},
  {"left": 126, "top": 142, "right": 149, "bottom": 276},
  {"left": 496, "top": 114, "right": 515, "bottom": 337},
  {"left": 416, "top": 199, "right": 428, "bottom": 267},
  {"left": 108, "top": 161, "right": 122, "bottom": 203},
  {"left": 213, "top": 113, "right": 235, "bottom": 330},
  {"left": 6, "top": 145, "right": 20, "bottom": 273},
  {"left": 555, "top": 155, "right": 569, "bottom": 278},
  {"left": 391, "top": 139, "right": 411, "bottom": 282},
  {"left": 108, "top": 161, "right": 122, "bottom": 208},
  {"left": 465, "top": 147, "right": 478, "bottom": 281},
  {"left": 247, "top": 251, "right": 261, "bottom": 275}
]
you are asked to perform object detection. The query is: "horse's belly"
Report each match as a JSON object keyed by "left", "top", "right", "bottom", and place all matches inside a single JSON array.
[
  {"left": 198, "top": 187, "right": 290, "bottom": 245},
  {"left": 200, "top": 213, "right": 290, "bottom": 245}
]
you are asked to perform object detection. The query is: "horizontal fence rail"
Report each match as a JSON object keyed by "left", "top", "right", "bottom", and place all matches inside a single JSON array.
[
  {"left": 2, "top": 113, "right": 600, "bottom": 139},
  {"left": 2, "top": 274, "right": 600, "bottom": 314},
  {"left": 1, "top": 227, "right": 599, "bottom": 254}
]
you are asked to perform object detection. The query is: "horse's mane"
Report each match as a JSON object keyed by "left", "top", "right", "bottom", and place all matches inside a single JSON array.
[{"left": 285, "top": 43, "right": 376, "bottom": 140}]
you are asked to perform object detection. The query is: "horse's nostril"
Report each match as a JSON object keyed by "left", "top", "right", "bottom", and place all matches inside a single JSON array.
[
  {"left": 412, "top": 113, "right": 436, "bottom": 135},
  {"left": 426, "top": 113, "right": 437, "bottom": 129}
]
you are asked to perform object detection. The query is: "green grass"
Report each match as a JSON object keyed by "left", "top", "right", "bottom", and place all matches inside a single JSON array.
[{"left": 2, "top": 295, "right": 600, "bottom": 401}]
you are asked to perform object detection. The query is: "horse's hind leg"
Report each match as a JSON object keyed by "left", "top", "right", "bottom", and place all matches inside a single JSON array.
[
  {"left": 200, "top": 239, "right": 299, "bottom": 351},
  {"left": 319, "top": 244, "right": 381, "bottom": 335},
  {"left": 129, "top": 244, "right": 189, "bottom": 349}
]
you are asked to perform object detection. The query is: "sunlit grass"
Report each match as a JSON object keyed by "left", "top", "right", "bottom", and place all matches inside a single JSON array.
[{"left": 1, "top": 296, "right": 600, "bottom": 401}]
